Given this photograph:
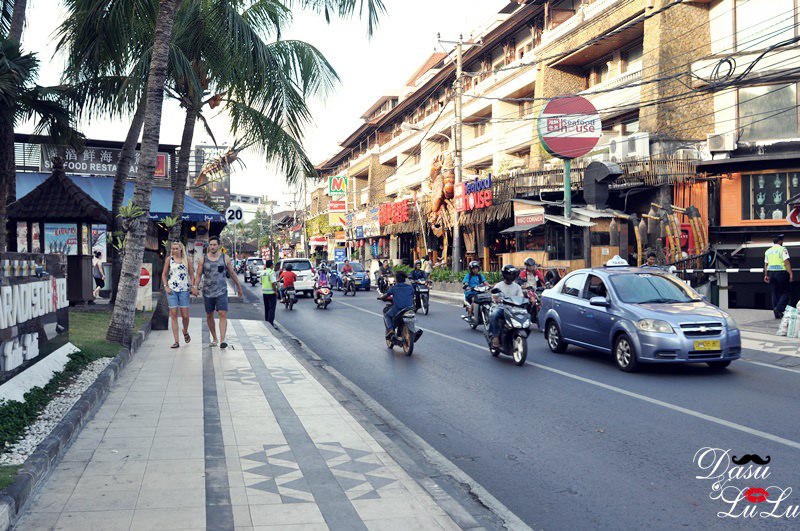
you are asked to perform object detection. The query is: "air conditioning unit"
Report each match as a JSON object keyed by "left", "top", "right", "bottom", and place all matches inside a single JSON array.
[
  {"left": 608, "top": 137, "right": 629, "bottom": 163},
  {"left": 707, "top": 132, "right": 737, "bottom": 152},
  {"left": 609, "top": 133, "right": 650, "bottom": 162}
]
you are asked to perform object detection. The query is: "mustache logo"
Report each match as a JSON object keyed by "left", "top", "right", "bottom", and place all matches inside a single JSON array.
[{"left": 732, "top": 454, "right": 771, "bottom": 465}]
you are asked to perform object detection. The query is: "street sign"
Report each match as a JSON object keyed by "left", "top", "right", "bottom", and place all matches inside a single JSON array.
[
  {"left": 139, "top": 267, "right": 150, "bottom": 287},
  {"left": 538, "top": 95, "right": 602, "bottom": 159},
  {"left": 334, "top": 248, "right": 346, "bottom": 263},
  {"left": 788, "top": 206, "right": 800, "bottom": 227},
  {"left": 225, "top": 206, "right": 244, "bottom": 225}
]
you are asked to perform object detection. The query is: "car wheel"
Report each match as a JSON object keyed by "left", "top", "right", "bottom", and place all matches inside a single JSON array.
[
  {"left": 707, "top": 360, "right": 732, "bottom": 370},
  {"left": 614, "top": 334, "right": 639, "bottom": 372},
  {"left": 546, "top": 321, "right": 567, "bottom": 353}
]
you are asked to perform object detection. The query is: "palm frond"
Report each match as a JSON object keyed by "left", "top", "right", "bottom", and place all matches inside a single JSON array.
[
  {"left": 16, "top": 84, "right": 85, "bottom": 149},
  {"left": 1, "top": 0, "right": 13, "bottom": 39},
  {"left": 287, "top": 0, "right": 386, "bottom": 37}
]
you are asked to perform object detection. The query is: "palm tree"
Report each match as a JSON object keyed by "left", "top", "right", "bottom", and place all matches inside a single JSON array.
[{"left": 106, "top": 0, "right": 179, "bottom": 344}]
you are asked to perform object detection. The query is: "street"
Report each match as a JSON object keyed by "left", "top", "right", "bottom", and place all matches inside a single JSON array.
[{"left": 223, "top": 278, "right": 800, "bottom": 529}]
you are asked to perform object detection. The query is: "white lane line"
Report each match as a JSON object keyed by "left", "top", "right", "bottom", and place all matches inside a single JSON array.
[{"left": 337, "top": 300, "right": 800, "bottom": 452}]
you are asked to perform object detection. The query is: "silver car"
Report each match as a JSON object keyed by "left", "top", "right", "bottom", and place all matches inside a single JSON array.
[{"left": 538, "top": 266, "right": 741, "bottom": 372}]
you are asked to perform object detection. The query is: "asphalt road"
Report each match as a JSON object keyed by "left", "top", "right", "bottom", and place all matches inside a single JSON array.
[{"left": 220, "top": 278, "right": 800, "bottom": 530}]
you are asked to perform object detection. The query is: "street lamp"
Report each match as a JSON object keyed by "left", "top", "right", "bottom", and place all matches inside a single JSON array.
[{"left": 401, "top": 122, "right": 451, "bottom": 143}]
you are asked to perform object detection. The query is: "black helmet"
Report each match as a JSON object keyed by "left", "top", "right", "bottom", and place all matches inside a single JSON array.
[
  {"left": 524, "top": 257, "right": 537, "bottom": 268},
  {"left": 501, "top": 264, "right": 519, "bottom": 282},
  {"left": 469, "top": 260, "right": 480, "bottom": 270}
]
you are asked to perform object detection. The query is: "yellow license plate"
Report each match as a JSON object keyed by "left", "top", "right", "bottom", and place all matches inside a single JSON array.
[{"left": 694, "top": 339, "right": 720, "bottom": 351}]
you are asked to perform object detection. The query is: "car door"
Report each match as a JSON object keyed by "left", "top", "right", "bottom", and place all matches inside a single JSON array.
[
  {"left": 556, "top": 273, "right": 587, "bottom": 340},
  {"left": 575, "top": 274, "right": 614, "bottom": 352}
]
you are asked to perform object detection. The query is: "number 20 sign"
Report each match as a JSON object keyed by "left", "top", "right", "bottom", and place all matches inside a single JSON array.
[{"left": 225, "top": 206, "right": 244, "bottom": 225}]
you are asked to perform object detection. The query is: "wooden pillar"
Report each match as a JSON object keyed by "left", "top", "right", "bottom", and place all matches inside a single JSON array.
[{"left": 483, "top": 246, "right": 490, "bottom": 272}]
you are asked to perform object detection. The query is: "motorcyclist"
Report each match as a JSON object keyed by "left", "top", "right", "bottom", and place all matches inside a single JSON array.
[
  {"left": 316, "top": 263, "right": 330, "bottom": 288},
  {"left": 379, "top": 270, "right": 422, "bottom": 341},
  {"left": 279, "top": 263, "right": 296, "bottom": 301},
  {"left": 462, "top": 260, "right": 488, "bottom": 318},
  {"left": 409, "top": 260, "right": 428, "bottom": 281},
  {"left": 489, "top": 265, "right": 524, "bottom": 348},
  {"left": 341, "top": 260, "right": 354, "bottom": 274},
  {"left": 377, "top": 260, "right": 393, "bottom": 292},
  {"left": 519, "top": 257, "right": 546, "bottom": 289}
]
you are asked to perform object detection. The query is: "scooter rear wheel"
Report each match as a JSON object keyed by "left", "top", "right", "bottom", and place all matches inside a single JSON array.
[{"left": 402, "top": 328, "right": 414, "bottom": 356}]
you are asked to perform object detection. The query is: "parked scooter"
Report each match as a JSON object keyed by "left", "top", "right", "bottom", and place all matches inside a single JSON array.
[
  {"left": 282, "top": 287, "right": 298, "bottom": 310},
  {"left": 479, "top": 290, "right": 531, "bottom": 366},
  {"left": 462, "top": 285, "right": 490, "bottom": 329},
  {"left": 380, "top": 297, "right": 421, "bottom": 356},
  {"left": 412, "top": 279, "right": 431, "bottom": 315},
  {"left": 313, "top": 283, "right": 333, "bottom": 309}
]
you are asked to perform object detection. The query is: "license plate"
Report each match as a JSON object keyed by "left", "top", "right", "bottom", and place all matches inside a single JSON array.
[{"left": 694, "top": 339, "right": 720, "bottom": 351}]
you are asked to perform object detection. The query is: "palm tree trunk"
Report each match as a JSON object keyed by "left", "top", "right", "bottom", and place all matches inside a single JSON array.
[
  {"left": 107, "top": 0, "right": 179, "bottom": 345},
  {"left": 110, "top": 96, "right": 146, "bottom": 304},
  {"left": 0, "top": 113, "right": 13, "bottom": 253},
  {"left": 9, "top": 0, "right": 27, "bottom": 43},
  {"left": 151, "top": 104, "right": 199, "bottom": 330}
]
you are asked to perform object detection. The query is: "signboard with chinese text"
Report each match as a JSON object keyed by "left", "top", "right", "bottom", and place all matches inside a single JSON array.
[
  {"left": 454, "top": 176, "right": 493, "bottom": 212},
  {"left": 40, "top": 146, "right": 168, "bottom": 178},
  {"left": 379, "top": 200, "right": 410, "bottom": 226}
]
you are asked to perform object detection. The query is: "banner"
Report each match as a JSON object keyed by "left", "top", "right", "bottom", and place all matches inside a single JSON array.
[
  {"left": 44, "top": 224, "right": 78, "bottom": 255},
  {"left": 41, "top": 146, "right": 168, "bottom": 178}
]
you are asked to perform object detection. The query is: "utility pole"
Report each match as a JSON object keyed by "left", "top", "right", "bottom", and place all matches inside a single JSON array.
[{"left": 452, "top": 35, "right": 464, "bottom": 274}]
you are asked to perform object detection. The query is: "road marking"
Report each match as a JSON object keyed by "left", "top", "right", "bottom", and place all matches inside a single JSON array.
[{"left": 337, "top": 300, "right": 800, "bottom": 452}]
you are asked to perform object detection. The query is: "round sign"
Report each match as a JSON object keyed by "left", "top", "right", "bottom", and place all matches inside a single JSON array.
[
  {"left": 538, "top": 95, "right": 602, "bottom": 159},
  {"left": 139, "top": 267, "right": 150, "bottom": 287},
  {"left": 788, "top": 206, "right": 800, "bottom": 227},
  {"left": 225, "top": 206, "right": 244, "bottom": 225}
]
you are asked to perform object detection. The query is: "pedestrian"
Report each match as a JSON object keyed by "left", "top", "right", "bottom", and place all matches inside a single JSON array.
[
  {"left": 193, "top": 236, "right": 243, "bottom": 348},
  {"left": 162, "top": 241, "right": 194, "bottom": 348},
  {"left": 764, "top": 234, "right": 793, "bottom": 319},
  {"left": 643, "top": 252, "right": 658, "bottom": 268},
  {"left": 91, "top": 250, "right": 105, "bottom": 303},
  {"left": 423, "top": 256, "right": 433, "bottom": 275},
  {"left": 261, "top": 259, "right": 278, "bottom": 328}
]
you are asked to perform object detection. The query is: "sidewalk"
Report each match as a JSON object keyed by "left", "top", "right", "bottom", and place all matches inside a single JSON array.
[{"left": 14, "top": 319, "right": 460, "bottom": 530}]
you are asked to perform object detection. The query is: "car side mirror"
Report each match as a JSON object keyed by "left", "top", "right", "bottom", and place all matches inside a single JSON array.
[{"left": 589, "top": 296, "right": 610, "bottom": 307}]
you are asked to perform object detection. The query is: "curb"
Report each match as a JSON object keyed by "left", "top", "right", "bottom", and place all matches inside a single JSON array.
[{"left": 0, "top": 321, "right": 153, "bottom": 530}]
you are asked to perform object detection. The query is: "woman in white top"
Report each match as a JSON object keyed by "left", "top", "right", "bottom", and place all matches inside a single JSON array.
[{"left": 161, "top": 241, "right": 195, "bottom": 348}]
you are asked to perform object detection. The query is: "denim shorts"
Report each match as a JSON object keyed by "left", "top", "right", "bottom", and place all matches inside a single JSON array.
[
  {"left": 204, "top": 294, "right": 229, "bottom": 313},
  {"left": 167, "top": 290, "right": 190, "bottom": 308}
]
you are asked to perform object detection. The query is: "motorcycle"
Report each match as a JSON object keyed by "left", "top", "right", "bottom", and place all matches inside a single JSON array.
[
  {"left": 314, "top": 283, "right": 333, "bottom": 309},
  {"left": 412, "top": 279, "right": 430, "bottom": 315},
  {"left": 282, "top": 287, "right": 298, "bottom": 310},
  {"left": 380, "top": 297, "right": 421, "bottom": 356},
  {"left": 342, "top": 273, "right": 357, "bottom": 296},
  {"left": 479, "top": 290, "right": 531, "bottom": 366},
  {"left": 377, "top": 272, "right": 395, "bottom": 295},
  {"left": 249, "top": 272, "right": 259, "bottom": 286},
  {"left": 523, "top": 285, "right": 543, "bottom": 324},
  {"left": 462, "top": 285, "right": 491, "bottom": 329}
]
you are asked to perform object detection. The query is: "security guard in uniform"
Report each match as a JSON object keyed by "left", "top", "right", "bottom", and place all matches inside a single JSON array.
[{"left": 764, "top": 234, "right": 793, "bottom": 319}]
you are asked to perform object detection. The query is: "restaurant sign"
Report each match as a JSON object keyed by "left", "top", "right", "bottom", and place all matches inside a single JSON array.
[
  {"left": 379, "top": 200, "right": 410, "bottom": 226},
  {"left": 515, "top": 213, "right": 545, "bottom": 226},
  {"left": 454, "top": 175, "right": 493, "bottom": 212},
  {"left": 41, "top": 146, "right": 169, "bottom": 178}
]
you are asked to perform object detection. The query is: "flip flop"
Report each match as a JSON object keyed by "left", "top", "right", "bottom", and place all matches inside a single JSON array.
[
  {"left": 170, "top": 342, "right": 180, "bottom": 349},
  {"left": 220, "top": 342, "right": 228, "bottom": 349},
  {"left": 209, "top": 341, "right": 217, "bottom": 347},
  {"left": 183, "top": 332, "right": 191, "bottom": 343}
]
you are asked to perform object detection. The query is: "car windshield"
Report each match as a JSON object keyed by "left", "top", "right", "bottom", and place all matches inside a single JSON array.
[
  {"left": 250, "top": 259, "right": 263, "bottom": 266},
  {"left": 609, "top": 273, "right": 701, "bottom": 304},
  {"left": 284, "top": 261, "right": 311, "bottom": 271},
  {"left": 341, "top": 263, "right": 364, "bottom": 272}
]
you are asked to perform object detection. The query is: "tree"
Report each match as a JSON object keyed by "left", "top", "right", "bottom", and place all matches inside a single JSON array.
[{"left": 106, "top": 0, "right": 179, "bottom": 344}]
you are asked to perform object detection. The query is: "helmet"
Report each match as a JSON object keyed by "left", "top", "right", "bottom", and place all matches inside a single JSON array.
[
  {"left": 469, "top": 260, "right": 480, "bottom": 270},
  {"left": 501, "top": 264, "right": 519, "bottom": 282},
  {"left": 414, "top": 260, "right": 421, "bottom": 268},
  {"left": 524, "top": 257, "right": 537, "bottom": 268}
]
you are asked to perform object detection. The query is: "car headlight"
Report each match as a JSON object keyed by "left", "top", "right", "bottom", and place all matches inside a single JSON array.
[
  {"left": 725, "top": 315, "right": 738, "bottom": 331},
  {"left": 637, "top": 319, "right": 674, "bottom": 334}
]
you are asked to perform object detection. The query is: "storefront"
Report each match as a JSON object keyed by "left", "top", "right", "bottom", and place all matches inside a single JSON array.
[{"left": 455, "top": 174, "right": 513, "bottom": 271}]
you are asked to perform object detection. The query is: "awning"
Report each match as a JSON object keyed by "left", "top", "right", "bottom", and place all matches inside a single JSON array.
[
  {"left": 544, "top": 215, "right": 595, "bottom": 228},
  {"left": 500, "top": 223, "right": 544, "bottom": 234},
  {"left": 696, "top": 152, "right": 800, "bottom": 174},
  {"left": 16, "top": 173, "right": 225, "bottom": 223},
  {"left": 309, "top": 236, "right": 328, "bottom": 247}
]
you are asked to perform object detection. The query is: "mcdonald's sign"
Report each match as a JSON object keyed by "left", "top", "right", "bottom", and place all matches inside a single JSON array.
[{"left": 328, "top": 175, "right": 348, "bottom": 196}]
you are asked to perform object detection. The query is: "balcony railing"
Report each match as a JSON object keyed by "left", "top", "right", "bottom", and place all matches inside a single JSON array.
[
  {"left": 580, "top": 68, "right": 642, "bottom": 116},
  {"left": 540, "top": 0, "right": 625, "bottom": 48}
]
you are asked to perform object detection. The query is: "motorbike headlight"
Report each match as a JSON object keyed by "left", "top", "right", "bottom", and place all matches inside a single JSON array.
[
  {"left": 637, "top": 319, "right": 674, "bottom": 334},
  {"left": 725, "top": 315, "right": 739, "bottom": 331}
]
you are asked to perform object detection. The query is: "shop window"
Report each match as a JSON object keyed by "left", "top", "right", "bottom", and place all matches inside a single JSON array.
[
  {"left": 590, "top": 232, "right": 611, "bottom": 246},
  {"left": 473, "top": 122, "right": 487, "bottom": 138},
  {"left": 741, "top": 171, "right": 800, "bottom": 220},
  {"left": 562, "top": 273, "right": 587, "bottom": 298},
  {"left": 587, "top": 57, "right": 610, "bottom": 87},
  {"left": 735, "top": 0, "right": 795, "bottom": 51},
  {"left": 738, "top": 84, "right": 798, "bottom": 141}
]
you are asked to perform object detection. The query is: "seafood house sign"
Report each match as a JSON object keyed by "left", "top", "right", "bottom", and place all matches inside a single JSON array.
[{"left": 0, "top": 254, "right": 70, "bottom": 384}]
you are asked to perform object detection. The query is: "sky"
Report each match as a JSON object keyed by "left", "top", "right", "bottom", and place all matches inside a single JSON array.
[{"left": 19, "top": 0, "right": 510, "bottom": 208}]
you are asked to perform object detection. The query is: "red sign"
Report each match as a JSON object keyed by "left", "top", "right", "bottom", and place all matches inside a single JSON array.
[
  {"left": 379, "top": 200, "right": 410, "bottom": 225},
  {"left": 538, "top": 95, "right": 602, "bottom": 159},
  {"left": 515, "top": 214, "right": 544, "bottom": 227},
  {"left": 155, "top": 154, "right": 167, "bottom": 178},
  {"left": 329, "top": 200, "right": 346, "bottom": 213},
  {"left": 139, "top": 267, "right": 150, "bottom": 287},
  {"left": 454, "top": 176, "right": 493, "bottom": 212},
  {"left": 789, "top": 206, "right": 800, "bottom": 227}
]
